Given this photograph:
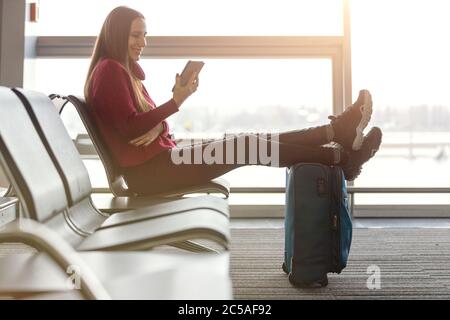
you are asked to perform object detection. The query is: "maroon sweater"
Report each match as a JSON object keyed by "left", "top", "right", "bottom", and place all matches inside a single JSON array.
[{"left": 89, "top": 58, "right": 178, "bottom": 167}]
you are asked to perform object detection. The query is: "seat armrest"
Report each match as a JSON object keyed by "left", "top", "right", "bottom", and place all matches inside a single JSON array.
[
  {"left": 0, "top": 219, "right": 110, "bottom": 300},
  {"left": 0, "top": 197, "right": 18, "bottom": 227}
]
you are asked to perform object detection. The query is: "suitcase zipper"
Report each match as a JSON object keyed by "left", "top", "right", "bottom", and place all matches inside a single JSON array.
[
  {"left": 334, "top": 167, "right": 342, "bottom": 270},
  {"left": 330, "top": 167, "right": 341, "bottom": 271}
]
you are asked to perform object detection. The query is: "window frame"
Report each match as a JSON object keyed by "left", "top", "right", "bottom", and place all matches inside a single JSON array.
[{"left": 37, "top": 35, "right": 349, "bottom": 116}]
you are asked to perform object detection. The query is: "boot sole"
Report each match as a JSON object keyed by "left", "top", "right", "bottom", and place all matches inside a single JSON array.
[{"left": 352, "top": 90, "right": 373, "bottom": 151}]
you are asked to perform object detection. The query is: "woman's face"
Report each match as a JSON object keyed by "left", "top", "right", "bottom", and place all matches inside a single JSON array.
[{"left": 128, "top": 18, "right": 147, "bottom": 62}]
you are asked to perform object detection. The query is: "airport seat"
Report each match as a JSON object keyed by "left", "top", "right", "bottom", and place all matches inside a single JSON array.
[
  {"left": 15, "top": 88, "right": 229, "bottom": 252},
  {"left": 53, "top": 94, "right": 229, "bottom": 212},
  {"left": 0, "top": 218, "right": 232, "bottom": 299},
  {"left": 0, "top": 86, "right": 230, "bottom": 252}
]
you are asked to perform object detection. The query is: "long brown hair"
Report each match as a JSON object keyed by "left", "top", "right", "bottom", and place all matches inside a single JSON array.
[{"left": 84, "top": 6, "right": 151, "bottom": 112}]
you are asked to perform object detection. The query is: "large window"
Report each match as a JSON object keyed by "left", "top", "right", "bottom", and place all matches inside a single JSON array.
[
  {"left": 34, "top": 58, "right": 332, "bottom": 134},
  {"left": 28, "top": 1, "right": 343, "bottom": 196},
  {"left": 26, "top": 0, "right": 450, "bottom": 215},
  {"left": 33, "top": 58, "right": 333, "bottom": 190},
  {"left": 351, "top": 0, "right": 450, "bottom": 206}
]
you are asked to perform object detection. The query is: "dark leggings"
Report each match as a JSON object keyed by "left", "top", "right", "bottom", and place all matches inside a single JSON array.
[{"left": 123, "top": 125, "right": 336, "bottom": 195}]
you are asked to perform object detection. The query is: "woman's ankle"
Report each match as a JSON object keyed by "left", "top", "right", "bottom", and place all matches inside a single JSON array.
[{"left": 334, "top": 149, "right": 349, "bottom": 165}]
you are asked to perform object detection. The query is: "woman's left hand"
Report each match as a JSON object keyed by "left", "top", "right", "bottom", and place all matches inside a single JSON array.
[{"left": 129, "top": 123, "right": 164, "bottom": 147}]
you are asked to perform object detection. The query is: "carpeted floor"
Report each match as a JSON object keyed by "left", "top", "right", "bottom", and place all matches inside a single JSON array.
[
  {"left": 1, "top": 228, "right": 450, "bottom": 299},
  {"left": 229, "top": 228, "right": 450, "bottom": 299}
]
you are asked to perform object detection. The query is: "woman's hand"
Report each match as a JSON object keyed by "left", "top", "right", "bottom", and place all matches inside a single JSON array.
[
  {"left": 172, "top": 72, "right": 199, "bottom": 107},
  {"left": 129, "top": 123, "right": 164, "bottom": 147}
]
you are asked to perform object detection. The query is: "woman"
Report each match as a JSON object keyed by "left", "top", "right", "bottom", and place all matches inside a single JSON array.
[{"left": 85, "top": 6, "right": 382, "bottom": 195}]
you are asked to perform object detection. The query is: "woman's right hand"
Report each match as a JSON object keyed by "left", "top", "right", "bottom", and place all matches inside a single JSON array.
[
  {"left": 172, "top": 72, "right": 199, "bottom": 107},
  {"left": 129, "top": 123, "right": 164, "bottom": 147}
]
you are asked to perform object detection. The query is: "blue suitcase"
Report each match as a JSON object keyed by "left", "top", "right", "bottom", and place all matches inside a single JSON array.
[{"left": 282, "top": 163, "right": 352, "bottom": 287}]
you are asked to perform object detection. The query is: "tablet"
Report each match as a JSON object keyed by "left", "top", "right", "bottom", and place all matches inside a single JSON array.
[{"left": 172, "top": 60, "right": 204, "bottom": 92}]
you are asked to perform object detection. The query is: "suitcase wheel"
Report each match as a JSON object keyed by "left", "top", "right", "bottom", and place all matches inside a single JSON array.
[
  {"left": 288, "top": 273, "right": 329, "bottom": 288},
  {"left": 282, "top": 262, "right": 288, "bottom": 274}
]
